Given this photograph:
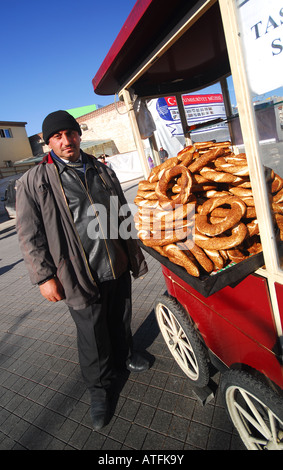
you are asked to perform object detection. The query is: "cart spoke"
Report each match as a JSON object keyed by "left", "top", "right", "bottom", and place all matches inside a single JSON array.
[
  {"left": 228, "top": 384, "right": 283, "bottom": 450},
  {"left": 179, "top": 337, "right": 197, "bottom": 362},
  {"left": 161, "top": 308, "right": 183, "bottom": 342},
  {"left": 235, "top": 401, "right": 269, "bottom": 440},
  {"left": 160, "top": 307, "right": 178, "bottom": 335},
  {"left": 269, "top": 411, "right": 277, "bottom": 440},
  {"left": 175, "top": 336, "right": 198, "bottom": 372},
  {"left": 155, "top": 299, "right": 210, "bottom": 386},
  {"left": 159, "top": 306, "right": 198, "bottom": 375},
  {"left": 178, "top": 333, "right": 194, "bottom": 351},
  {"left": 236, "top": 389, "right": 272, "bottom": 440}
]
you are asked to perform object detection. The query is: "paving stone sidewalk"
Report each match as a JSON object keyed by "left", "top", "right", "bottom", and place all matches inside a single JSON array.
[{"left": 0, "top": 179, "right": 244, "bottom": 451}]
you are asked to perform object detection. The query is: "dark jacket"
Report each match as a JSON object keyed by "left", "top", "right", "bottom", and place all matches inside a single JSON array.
[{"left": 16, "top": 152, "right": 147, "bottom": 309}]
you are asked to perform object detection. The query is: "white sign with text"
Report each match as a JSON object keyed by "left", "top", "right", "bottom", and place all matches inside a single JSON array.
[{"left": 237, "top": 0, "right": 283, "bottom": 94}]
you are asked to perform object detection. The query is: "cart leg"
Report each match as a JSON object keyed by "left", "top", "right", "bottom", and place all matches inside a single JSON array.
[{"left": 191, "top": 379, "right": 218, "bottom": 406}]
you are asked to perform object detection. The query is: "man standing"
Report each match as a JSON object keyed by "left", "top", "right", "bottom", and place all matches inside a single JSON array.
[
  {"left": 16, "top": 110, "right": 149, "bottom": 430},
  {"left": 159, "top": 146, "right": 168, "bottom": 163}
]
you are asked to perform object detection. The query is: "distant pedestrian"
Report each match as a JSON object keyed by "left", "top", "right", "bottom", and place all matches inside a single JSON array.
[
  {"left": 159, "top": 146, "right": 168, "bottom": 163},
  {"left": 147, "top": 156, "right": 154, "bottom": 170}
]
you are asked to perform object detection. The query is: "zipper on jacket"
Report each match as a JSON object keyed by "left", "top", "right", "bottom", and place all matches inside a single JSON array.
[
  {"left": 84, "top": 166, "right": 116, "bottom": 279},
  {"left": 54, "top": 165, "right": 96, "bottom": 283},
  {"left": 57, "top": 164, "right": 116, "bottom": 280}
]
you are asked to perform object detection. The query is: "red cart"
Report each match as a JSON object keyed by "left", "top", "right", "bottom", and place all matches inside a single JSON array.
[{"left": 93, "top": 0, "right": 283, "bottom": 450}]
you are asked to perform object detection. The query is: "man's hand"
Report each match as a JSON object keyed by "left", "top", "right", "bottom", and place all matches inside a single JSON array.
[{"left": 39, "top": 277, "right": 65, "bottom": 302}]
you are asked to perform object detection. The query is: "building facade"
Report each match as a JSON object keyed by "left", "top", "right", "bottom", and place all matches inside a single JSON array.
[
  {"left": 0, "top": 121, "right": 33, "bottom": 167},
  {"left": 30, "top": 101, "right": 137, "bottom": 158}
]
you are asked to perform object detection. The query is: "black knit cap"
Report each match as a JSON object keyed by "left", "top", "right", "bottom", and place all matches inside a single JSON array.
[{"left": 42, "top": 110, "right": 82, "bottom": 144}]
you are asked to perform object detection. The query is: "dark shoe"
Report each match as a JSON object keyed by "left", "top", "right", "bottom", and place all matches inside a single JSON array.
[
  {"left": 90, "top": 396, "right": 110, "bottom": 431},
  {"left": 126, "top": 352, "right": 150, "bottom": 373}
]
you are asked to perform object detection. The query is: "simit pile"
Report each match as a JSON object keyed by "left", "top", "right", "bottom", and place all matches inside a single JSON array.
[{"left": 134, "top": 141, "right": 283, "bottom": 277}]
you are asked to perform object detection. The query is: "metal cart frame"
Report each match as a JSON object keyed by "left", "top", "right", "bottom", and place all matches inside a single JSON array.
[{"left": 93, "top": 0, "right": 283, "bottom": 450}]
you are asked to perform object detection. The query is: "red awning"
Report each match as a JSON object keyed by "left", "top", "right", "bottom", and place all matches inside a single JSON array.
[
  {"left": 92, "top": 0, "right": 153, "bottom": 96},
  {"left": 92, "top": 0, "right": 230, "bottom": 98}
]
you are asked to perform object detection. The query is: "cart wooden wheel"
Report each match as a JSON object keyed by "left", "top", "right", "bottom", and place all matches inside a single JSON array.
[
  {"left": 154, "top": 295, "right": 210, "bottom": 387},
  {"left": 221, "top": 370, "right": 283, "bottom": 450}
]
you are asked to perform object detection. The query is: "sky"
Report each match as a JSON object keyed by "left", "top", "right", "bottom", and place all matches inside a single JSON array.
[
  {"left": 0, "top": 0, "right": 136, "bottom": 136},
  {"left": 1, "top": 1, "right": 281, "bottom": 139}
]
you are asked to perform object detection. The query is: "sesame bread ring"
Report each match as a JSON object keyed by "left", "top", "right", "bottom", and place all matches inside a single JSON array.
[
  {"left": 215, "top": 154, "right": 247, "bottom": 168},
  {"left": 200, "top": 167, "right": 246, "bottom": 184},
  {"left": 177, "top": 145, "right": 195, "bottom": 158},
  {"left": 148, "top": 157, "right": 179, "bottom": 182},
  {"left": 156, "top": 164, "right": 192, "bottom": 209},
  {"left": 134, "top": 196, "right": 161, "bottom": 209},
  {"left": 245, "top": 235, "right": 262, "bottom": 254},
  {"left": 192, "top": 173, "right": 212, "bottom": 184},
  {"left": 139, "top": 201, "right": 196, "bottom": 224},
  {"left": 209, "top": 216, "right": 225, "bottom": 224},
  {"left": 229, "top": 187, "right": 253, "bottom": 198},
  {"left": 246, "top": 206, "right": 257, "bottom": 218},
  {"left": 193, "top": 141, "right": 231, "bottom": 153},
  {"left": 176, "top": 173, "right": 215, "bottom": 189},
  {"left": 227, "top": 248, "right": 247, "bottom": 263},
  {"left": 214, "top": 156, "right": 227, "bottom": 167},
  {"left": 195, "top": 195, "right": 246, "bottom": 237},
  {"left": 246, "top": 219, "right": 259, "bottom": 237},
  {"left": 137, "top": 214, "right": 193, "bottom": 232},
  {"left": 177, "top": 145, "right": 196, "bottom": 166},
  {"left": 209, "top": 141, "right": 232, "bottom": 148},
  {"left": 173, "top": 199, "right": 197, "bottom": 219},
  {"left": 171, "top": 184, "right": 181, "bottom": 193},
  {"left": 203, "top": 249, "right": 225, "bottom": 270},
  {"left": 217, "top": 164, "right": 249, "bottom": 177},
  {"left": 181, "top": 239, "right": 214, "bottom": 272},
  {"left": 272, "top": 202, "right": 283, "bottom": 214},
  {"left": 210, "top": 207, "right": 230, "bottom": 218},
  {"left": 201, "top": 190, "right": 230, "bottom": 199},
  {"left": 188, "top": 147, "right": 225, "bottom": 173},
  {"left": 136, "top": 190, "right": 158, "bottom": 200},
  {"left": 225, "top": 153, "right": 247, "bottom": 164},
  {"left": 138, "top": 180, "right": 157, "bottom": 191},
  {"left": 275, "top": 213, "right": 283, "bottom": 240},
  {"left": 231, "top": 180, "right": 252, "bottom": 188},
  {"left": 241, "top": 197, "right": 255, "bottom": 206},
  {"left": 191, "top": 183, "right": 218, "bottom": 192},
  {"left": 152, "top": 245, "right": 166, "bottom": 257},
  {"left": 151, "top": 225, "right": 190, "bottom": 241},
  {"left": 273, "top": 187, "right": 283, "bottom": 204},
  {"left": 194, "top": 222, "right": 248, "bottom": 250},
  {"left": 219, "top": 249, "right": 229, "bottom": 261},
  {"left": 193, "top": 141, "right": 215, "bottom": 150},
  {"left": 162, "top": 243, "right": 200, "bottom": 277},
  {"left": 271, "top": 174, "right": 283, "bottom": 193},
  {"left": 136, "top": 220, "right": 192, "bottom": 234},
  {"left": 138, "top": 225, "right": 190, "bottom": 247}
]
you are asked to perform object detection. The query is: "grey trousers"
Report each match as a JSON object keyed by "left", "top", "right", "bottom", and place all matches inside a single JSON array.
[{"left": 69, "top": 271, "right": 133, "bottom": 398}]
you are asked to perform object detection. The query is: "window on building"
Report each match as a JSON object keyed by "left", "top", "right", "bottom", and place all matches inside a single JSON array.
[{"left": 0, "top": 128, "right": 13, "bottom": 138}]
